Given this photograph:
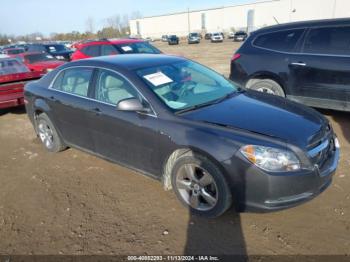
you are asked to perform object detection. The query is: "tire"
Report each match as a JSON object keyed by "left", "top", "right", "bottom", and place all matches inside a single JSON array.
[
  {"left": 171, "top": 153, "right": 232, "bottom": 218},
  {"left": 246, "top": 79, "right": 285, "bottom": 97},
  {"left": 36, "top": 113, "right": 66, "bottom": 153}
]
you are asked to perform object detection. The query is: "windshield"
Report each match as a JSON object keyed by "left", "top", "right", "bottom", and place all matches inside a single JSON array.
[
  {"left": 0, "top": 59, "right": 29, "bottom": 75},
  {"left": 189, "top": 33, "right": 199, "bottom": 37},
  {"left": 25, "top": 53, "right": 56, "bottom": 64},
  {"left": 137, "top": 60, "right": 237, "bottom": 112},
  {"left": 45, "top": 45, "right": 68, "bottom": 53},
  {"left": 115, "top": 42, "right": 161, "bottom": 54}
]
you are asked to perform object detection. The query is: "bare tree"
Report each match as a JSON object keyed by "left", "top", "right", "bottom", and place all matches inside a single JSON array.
[
  {"left": 130, "top": 11, "right": 143, "bottom": 20},
  {"left": 86, "top": 16, "right": 95, "bottom": 33},
  {"left": 106, "top": 14, "right": 122, "bottom": 32},
  {"left": 121, "top": 14, "right": 129, "bottom": 28}
]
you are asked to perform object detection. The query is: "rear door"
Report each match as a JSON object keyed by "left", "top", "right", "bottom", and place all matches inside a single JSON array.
[
  {"left": 100, "top": 44, "right": 119, "bottom": 56},
  {"left": 48, "top": 67, "right": 96, "bottom": 150},
  {"left": 88, "top": 68, "right": 161, "bottom": 175},
  {"left": 81, "top": 45, "right": 101, "bottom": 58},
  {"left": 288, "top": 25, "right": 350, "bottom": 110}
]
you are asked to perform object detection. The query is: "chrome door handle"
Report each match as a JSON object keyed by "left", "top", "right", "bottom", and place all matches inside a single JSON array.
[{"left": 290, "top": 62, "right": 307, "bottom": 66}]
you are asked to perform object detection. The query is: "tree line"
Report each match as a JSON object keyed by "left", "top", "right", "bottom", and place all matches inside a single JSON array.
[{"left": 0, "top": 12, "right": 142, "bottom": 45}]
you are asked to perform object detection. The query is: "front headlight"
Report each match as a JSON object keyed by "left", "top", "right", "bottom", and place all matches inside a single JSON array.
[
  {"left": 240, "top": 145, "right": 301, "bottom": 172},
  {"left": 55, "top": 56, "right": 65, "bottom": 60}
]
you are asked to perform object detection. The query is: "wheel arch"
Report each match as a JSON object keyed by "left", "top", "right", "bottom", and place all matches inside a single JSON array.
[
  {"left": 161, "top": 146, "right": 233, "bottom": 191},
  {"left": 245, "top": 71, "right": 287, "bottom": 94},
  {"left": 32, "top": 99, "right": 62, "bottom": 138}
]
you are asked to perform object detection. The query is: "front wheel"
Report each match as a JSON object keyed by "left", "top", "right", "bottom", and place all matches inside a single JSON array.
[
  {"left": 171, "top": 153, "right": 232, "bottom": 218},
  {"left": 36, "top": 113, "right": 66, "bottom": 153},
  {"left": 246, "top": 79, "right": 285, "bottom": 97}
]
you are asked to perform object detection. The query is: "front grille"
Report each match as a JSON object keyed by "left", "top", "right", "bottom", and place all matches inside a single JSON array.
[{"left": 308, "top": 136, "right": 335, "bottom": 169}]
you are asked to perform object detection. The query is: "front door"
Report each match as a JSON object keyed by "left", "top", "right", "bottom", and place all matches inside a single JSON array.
[{"left": 88, "top": 68, "right": 161, "bottom": 176}]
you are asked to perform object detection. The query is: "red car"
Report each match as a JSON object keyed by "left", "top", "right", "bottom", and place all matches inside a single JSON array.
[
  {"left": 0, "top": 57, "right": 41, "bottom": 109},
  {"left": 71, "top": 39, "right": 162, "bottom": 61},
  {"left": 17, "top": 52, "right": 65, "bottom": 75}
]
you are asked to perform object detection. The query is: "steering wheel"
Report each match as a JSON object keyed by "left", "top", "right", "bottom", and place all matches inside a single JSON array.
[{"left": 178, "top": 81, "right": 197, "bottom": 98}]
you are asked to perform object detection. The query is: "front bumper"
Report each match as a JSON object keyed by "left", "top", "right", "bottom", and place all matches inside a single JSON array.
[
  {"left": 221, "top": 141, "right": 340, "bottom": 212},
  {"left": 188, "top": 39, "right": 200, "bottom": 43},
  {"left": 234, "top": 37, "right": 245, "bottom": 41}
]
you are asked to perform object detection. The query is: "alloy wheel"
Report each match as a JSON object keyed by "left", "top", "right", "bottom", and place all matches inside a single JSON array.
[
  {"left": 175, "top": 164, "right": 218, "bottom": 211},
  {"left": 38, "top": 120, "right": 54, "bottom": 149}
]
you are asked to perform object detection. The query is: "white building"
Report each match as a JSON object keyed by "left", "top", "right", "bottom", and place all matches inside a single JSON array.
[{"left": 129, "top": 0, "right": 350, "bottom": 38}]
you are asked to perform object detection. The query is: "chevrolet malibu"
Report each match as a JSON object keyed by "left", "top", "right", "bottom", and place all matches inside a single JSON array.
[{"left": 24, "top": 54, "right": 340, "bottom": 218}]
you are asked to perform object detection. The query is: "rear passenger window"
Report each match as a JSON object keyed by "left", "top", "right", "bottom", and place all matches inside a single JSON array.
[
  {"left": 52, "top": 68, "right": 93, "bottom": 97},
  {"left": 82, "top": 46, "right": 100, "bottom": 57},
  {"left": 303, "top": 26, "right": 350, "bottom": 55},
  {"left": 94, "top": 69, "right": 137, "bottom": 105},
  {"left": 101, "top": 45, "right": 118, "bottom": 56},
  {"left": 254, "top": 29, "right": 304, "bottom": 52}
]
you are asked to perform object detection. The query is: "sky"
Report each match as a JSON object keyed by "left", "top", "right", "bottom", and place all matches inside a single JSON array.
[{"left": 0, "top": 0, "right": 256, "bottom": 36}]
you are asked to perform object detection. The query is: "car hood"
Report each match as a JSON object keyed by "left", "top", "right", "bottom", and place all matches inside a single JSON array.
[{"left": 182, "top": 91, "right": 328, "bottom": 149}]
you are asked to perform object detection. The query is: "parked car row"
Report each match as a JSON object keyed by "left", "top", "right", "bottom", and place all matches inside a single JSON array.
[
  {"left": 0, "top": 38, "right": 163, "bottom": 111},
  {"left": 159, "top": 31, "right": 248, "bottom": 45},
  {"left": 1, "top": 43, "right": 73, "bottom": 61}
]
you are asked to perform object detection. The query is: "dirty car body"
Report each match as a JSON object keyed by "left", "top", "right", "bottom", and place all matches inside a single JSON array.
[{"left": 24, "top": 54, "right": 339, "bottom": 216}]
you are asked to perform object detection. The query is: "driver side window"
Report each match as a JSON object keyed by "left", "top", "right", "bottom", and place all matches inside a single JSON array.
[{"left": 94, "top": 69, "right": 137, "bottom": 105}]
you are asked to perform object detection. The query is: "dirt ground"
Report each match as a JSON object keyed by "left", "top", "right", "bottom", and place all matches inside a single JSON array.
[{"left": 0, "top": 40, "right": 349, "bottom": 257}]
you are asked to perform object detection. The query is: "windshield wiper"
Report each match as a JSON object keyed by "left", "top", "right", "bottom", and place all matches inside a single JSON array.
[{"left": 176, "top": 91, "right": 237, "bottom": 114}]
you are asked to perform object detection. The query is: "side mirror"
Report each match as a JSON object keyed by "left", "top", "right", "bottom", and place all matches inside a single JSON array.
[{"left": 116, "top": 98, "right": 150, "bottom": 113}]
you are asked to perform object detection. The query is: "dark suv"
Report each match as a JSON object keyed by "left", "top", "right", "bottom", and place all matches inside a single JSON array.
[
  {"left": 27, "top": 44, "right": 73, "bottom": 61},
  {"left": 230, "top": 18, "right": 350, "bottom": 112}
]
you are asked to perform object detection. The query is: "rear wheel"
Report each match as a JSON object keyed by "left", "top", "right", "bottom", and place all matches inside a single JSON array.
[
  {"left": 246, "top": 79, "right": 285, "bottom": 97},
  {"left": 36, "top": 113, "right": 66, "bottom": 153},
  {"left": 171, "top": 153, "right": 232, "bottom": 218}
]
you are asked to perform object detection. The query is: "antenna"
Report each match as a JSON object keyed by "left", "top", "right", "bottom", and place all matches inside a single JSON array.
[{"left": 273, "top": 16, "right": 280, "bottom": 24}]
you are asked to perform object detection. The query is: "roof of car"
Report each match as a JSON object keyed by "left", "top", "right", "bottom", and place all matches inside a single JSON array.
[
  {"left": 77, "top": 38, "right": 144, "bottom": 48},
  {"left": 18, "top": 52, "right": 47, "bottom": 57},
  {"left": 0, "top": 57, "right": 22, "bottom": 62},
  {"left": 4, "top": 47, "right": 24, "bottom": 51},
  {"left": 70, "top": 54, "right": 187, "bottom": 71},
  {"left": 254, "top": 18, "right": 350, "bottom": 34}
]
